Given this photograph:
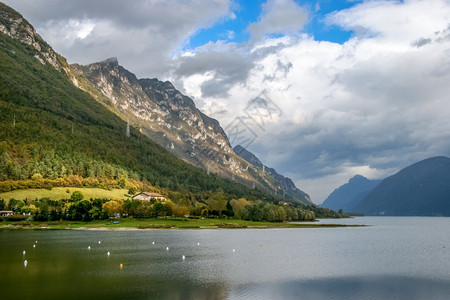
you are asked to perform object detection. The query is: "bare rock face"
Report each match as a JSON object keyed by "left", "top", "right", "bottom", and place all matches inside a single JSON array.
[
  {"left": 70, "top": 58, "right": 301, "bottom": 197},
  {"left": 0, "top": 3, "right": 73, "bottom": 77}
]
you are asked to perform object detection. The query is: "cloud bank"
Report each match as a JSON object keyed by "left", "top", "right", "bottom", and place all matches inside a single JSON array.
[{"left": 173, "top": 0, "right": 450, "bottom": 202}]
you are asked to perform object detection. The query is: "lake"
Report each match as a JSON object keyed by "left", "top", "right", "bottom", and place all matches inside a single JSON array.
[{"left": 1, "top": 217, "right": 450, "bottom": 299}]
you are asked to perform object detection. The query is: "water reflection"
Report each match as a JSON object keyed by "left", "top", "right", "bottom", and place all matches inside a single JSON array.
[
  {"left": 229, "top": 276, "right": 450, "bottom": 300},
  {"left": 2, "top": 217, "right": 450, "bottom": 299}
]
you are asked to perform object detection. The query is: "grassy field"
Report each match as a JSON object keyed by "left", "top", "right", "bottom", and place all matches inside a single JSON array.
[
  {"left": 0, "top": 217, "right": 363, "bottom": 230},
  {"left": 0, "top": 187, "right": 130, "bottom": 202}
]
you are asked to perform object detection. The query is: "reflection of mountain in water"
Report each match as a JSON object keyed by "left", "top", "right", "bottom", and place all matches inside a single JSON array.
[{"left": 228, "top": 276, "right": 450, "bottom": 300}]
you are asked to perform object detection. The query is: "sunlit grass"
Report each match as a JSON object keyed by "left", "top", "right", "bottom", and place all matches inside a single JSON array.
[{"left": 0, "top": 187, "right": 130, "bottom": 202}]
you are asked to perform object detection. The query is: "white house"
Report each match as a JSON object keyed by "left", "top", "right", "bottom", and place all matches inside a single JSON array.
[
  {"left": 132, "top": 192, "right": 165, "bottom": 201},
  {"left": 0, "top": 211, "right": 14, "bottom": 217}
]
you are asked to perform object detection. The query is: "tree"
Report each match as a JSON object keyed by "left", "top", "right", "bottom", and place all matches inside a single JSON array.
[
  {"left": 102, "top": 200, "right": 123, "bottom": 218},
  {"left": 230, "top": 198, "right": 251, "bottom": 219},
  {"left": 128, "top": 187, "right": 136, "bottom": 195},
  {"left": 70, "top": 191, "right": 84, "bottom": 202},
  {"left": 224, "top": 201, "right": 234, "bottom": 217},
  {"left": 7, "top": 198, "right": 20, "bottom": 211},
  {"left": 122, "top": 199, "right": 142, "bottom": 216}
]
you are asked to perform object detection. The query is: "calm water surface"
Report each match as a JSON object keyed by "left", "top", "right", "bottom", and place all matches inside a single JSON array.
[{"left": 1, "top": 217, "right": 450, "bottom": 299}]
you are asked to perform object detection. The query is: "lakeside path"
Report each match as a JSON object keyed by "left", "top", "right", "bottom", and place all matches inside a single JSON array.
[{"left": 0, "top": 218, "right": 366, "bottom": 230}]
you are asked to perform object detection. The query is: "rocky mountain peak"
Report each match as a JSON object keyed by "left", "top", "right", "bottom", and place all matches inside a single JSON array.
[
  {"left": 0, "top": 3, "right": 72, "bottom": 77},
  {"left": 101, "top": 57, "right": 119, "bottom": 65},
  {"left": 349, "top": 174, "right": 368, "bottom": 184}
]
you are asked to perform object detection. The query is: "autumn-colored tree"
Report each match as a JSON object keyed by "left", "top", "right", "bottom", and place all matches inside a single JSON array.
[{"left": 102, "top": 200, "right": 124, "bottom": 217}]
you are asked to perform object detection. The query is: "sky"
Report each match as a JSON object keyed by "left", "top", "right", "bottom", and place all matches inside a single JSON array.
[{"left": 4, "top": 0, "right": 450, "bottom": 203}]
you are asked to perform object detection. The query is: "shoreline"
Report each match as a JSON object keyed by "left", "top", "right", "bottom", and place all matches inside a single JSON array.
[{"left": 0, "top": 222, "right": 365, "bottom": 231}]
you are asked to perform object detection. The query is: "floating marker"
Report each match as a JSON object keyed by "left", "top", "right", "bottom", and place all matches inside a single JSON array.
[
  {"left": 152, "top": 242, "right": 155, "bottom": 245},
  {"left": 24, "top": 260, "right": 28, "bottom": 267},
  {"left": 232, "top": 249, "right": 236, "bottom": 252},
  {"left": 166, "top": 247, "right": 169, "bottom": 251},
  {"left": 33, "top": 244, "right": 36, "bottom": 248},
  {"left": 260, "top": 244, "right": 263, "bottom": 247},
  {"left": 182, "top": 255, "right": 185, "bottom": 260},
  {"left": 107, "top": 252, "right": 110, "bottom": 256},
  {"left": 120, "top": 263, "right": 123, "bottom": 269},
  {"left": 98, "top": 241, "right": 101, "bottom": 244},
  {"left": 35, "top": 240, "right": 38, "bottom": 244},
  {"left": 88, "top": 246, "right": 91, "bottom": 250},
  {"left": 23, "top": 250, "right": 26, "bottom": 255},
  {"left": 197, "top": 242, "right": 200, "bottom": 246}
]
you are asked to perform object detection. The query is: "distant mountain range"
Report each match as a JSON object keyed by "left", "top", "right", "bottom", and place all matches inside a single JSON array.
[
  {"left": 321, "top": 175, "right": 380, "bottom": 213},
  {"left": 355, "top": 156, "right": 450, "bottom": 216},
  {"left": 322, "top": 156, "right": 450, "bottom": 216}
]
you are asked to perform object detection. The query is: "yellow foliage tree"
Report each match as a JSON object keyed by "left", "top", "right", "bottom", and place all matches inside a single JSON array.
[{"left": 102, "top": 199, "right": 124, "bottom": 217}]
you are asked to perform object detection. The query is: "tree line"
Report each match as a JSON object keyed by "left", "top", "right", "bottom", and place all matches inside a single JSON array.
[{"left": 0, "top": 190, "right": 319, "bottom": 222}]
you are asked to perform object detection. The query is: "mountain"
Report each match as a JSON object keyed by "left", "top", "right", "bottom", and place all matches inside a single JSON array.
[
  {"left": 69, "top": 57, "right": 291, "bottom": 196},
  {"left": 355, "top": 156, "right": 450, "bottom": 216},
  {"left": 321, "top": 175, "right": 381, "bottom": 213},
  {"left": 234, "top": 145, "right": 312, "bottom": 205},
  {"left": 0, "top": 2, "right": 280, "bottom": 203},
  {"left": 0, "top": 4, "right": 69, "bottom": 74}
]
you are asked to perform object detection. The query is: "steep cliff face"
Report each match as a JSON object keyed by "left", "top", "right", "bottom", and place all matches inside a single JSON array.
[
  {"left": 234, "top": 145, "right": 312, "bottom": 205},
  {"left": 0, "top": 3, "right": 72, "bottom": 76},
  {"left": 70, "top": 58, "right": 285, "bottom": 193}
]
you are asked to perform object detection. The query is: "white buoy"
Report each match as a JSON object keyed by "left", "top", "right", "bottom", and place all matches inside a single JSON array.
[
  {"left": 166, "top": 247, "right": 169, "bottom": 251},
  {"left": 232, "top": 249, "right": 236, "bottom": 252},
  {"left": 152, "top": 242, "right": 155, "bottom": 245},
  {"left": 182, "top": 255, "right": 185, "bottom": 260},
  {"left": 107, "top": 252, "right": 110, "bottom": 256},
  {"left": 24, "top": 260, "right": 28, "bottom": 267},
  {"left": 98, "top": 241, "right": 101, "bottom": 244},
  {"left": 23, "top": 250, "right": 26, "bottom": 255},
  {"left": 33, "top": 244, "right": 36, "bottom": 248},
  {"left": 197, "top": 242, "right": 200, "bottom": 246},
  {"left": 88, "top": 246, "right": 91, "bottom": 250}
]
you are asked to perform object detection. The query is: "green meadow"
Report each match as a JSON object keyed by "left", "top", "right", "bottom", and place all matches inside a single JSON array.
[{"left": 0, "top": 187, "right": 130, "bottom": 202}]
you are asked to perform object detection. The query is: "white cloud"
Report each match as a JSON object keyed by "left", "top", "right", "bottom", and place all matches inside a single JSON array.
[
  {"left": 174, "top": 0, "right": 450, "bottom": 203},
  {"left": 247, "top": 0, "right": 309, "bottom": 40},
  {"left": 38, "top": 18, "right": 96, "bottom": 45},
  {"left": 226, "top": 30, "right": 235, "bottom": 40}
]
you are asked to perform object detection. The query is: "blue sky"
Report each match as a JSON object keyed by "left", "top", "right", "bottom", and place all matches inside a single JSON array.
[{"left": 188, "top": 0, "right": 358, "bottom": 49}]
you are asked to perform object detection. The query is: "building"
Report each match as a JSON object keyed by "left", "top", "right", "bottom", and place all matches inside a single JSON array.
[
  {"left": 0, "top": 211, "right": 14, "bottom": 217},
  {"left": 132, "top": 192, "right": 165, "bottom": 201}
]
